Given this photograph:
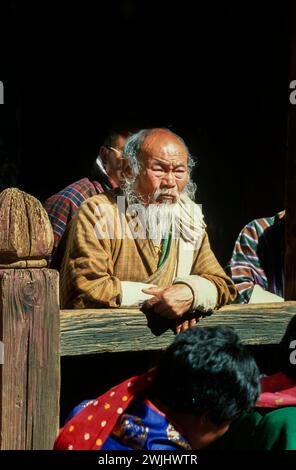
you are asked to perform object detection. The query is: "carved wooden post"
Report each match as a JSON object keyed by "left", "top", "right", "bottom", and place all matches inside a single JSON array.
[
  {"left": 0, "top": 188, "right": 60, "bottom": 449},
  {"left": 285, "top": 2, "right": 296, "bottom": 300}
]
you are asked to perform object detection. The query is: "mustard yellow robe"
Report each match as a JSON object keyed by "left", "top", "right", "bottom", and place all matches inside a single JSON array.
[{"left": 58, "top": 190, "right": 237, "bottom": 309}]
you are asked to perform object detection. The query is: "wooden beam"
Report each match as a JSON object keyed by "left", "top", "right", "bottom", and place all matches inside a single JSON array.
[
  {"left": 60, "top": 302, "right": 296, "bottom": 356},
  {"left": 285, "top": 0, "right": 296, "bottom": 299}
]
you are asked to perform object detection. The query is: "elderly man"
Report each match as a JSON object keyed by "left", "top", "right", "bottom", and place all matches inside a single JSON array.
[{"left": 59, "top": 128, "right": 236, "bottom": 331}]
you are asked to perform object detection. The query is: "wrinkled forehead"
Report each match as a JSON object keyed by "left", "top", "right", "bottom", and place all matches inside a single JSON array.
[{"left": 140, "top": 132, "right": 188, "bottom": 164}]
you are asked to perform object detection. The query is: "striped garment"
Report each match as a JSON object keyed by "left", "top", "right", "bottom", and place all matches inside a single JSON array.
[
  {"left": 58, "top": 189, "right": 237, "bottom": 309},
  {"left": 44, "top": 176, "right": 115, "bottom": 252},
  {"left": 226, "top": 211, "right": 285, "bottom": 303}
]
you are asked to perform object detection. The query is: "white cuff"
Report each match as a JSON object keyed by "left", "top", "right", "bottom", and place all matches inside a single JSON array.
[
  {"left": 173, "top": 275, "right": 217, "bottom": 311},
  {"left": 121, "top": 281, "right": 157, "bottom": 307},
  {"left": 249, "top": 285, "right": 284, "bottom": 304}
]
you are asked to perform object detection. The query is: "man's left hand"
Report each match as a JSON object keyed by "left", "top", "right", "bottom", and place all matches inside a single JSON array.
[{"left": 142, "top": 284, "right": 194, "bottom": 319}]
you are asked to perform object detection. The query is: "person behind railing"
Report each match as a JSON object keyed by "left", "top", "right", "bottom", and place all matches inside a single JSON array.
[
  {"left": 226, "top": 211, "right": 285, "bottom": 303},
  {"left": 54, "top": 326, "right": 260, "bottom": 450},
  {"left": 57, "top": 128, "right": 237, "bottom": 333},
  {"left": 44, "top": 126, "right": 136, "bottom": 256}
]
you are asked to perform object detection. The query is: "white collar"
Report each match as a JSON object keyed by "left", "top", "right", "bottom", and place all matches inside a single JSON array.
[{"left": 95, "top": 155, "right": 108, "bottom": 176}]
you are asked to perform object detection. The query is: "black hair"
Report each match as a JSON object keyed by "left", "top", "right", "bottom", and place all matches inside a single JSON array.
[
  {"left": 279, "top": 315, "right": 296, "bottom": 379},
  {"left": 151, "top": 326, "right": 260, "bottom": 425},
  {"left": 103, "top": 128, "right": 137, "bottom": 147}
]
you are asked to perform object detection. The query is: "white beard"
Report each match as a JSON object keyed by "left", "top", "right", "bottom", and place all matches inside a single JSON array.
[
  {"left": 125, "top": 193, "right": 206, "bottom": 249},
  {"left": 121, "top": 183, "right": 205, "bottom": 248}
]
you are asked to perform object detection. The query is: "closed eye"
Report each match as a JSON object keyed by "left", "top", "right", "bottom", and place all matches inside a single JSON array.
[{"left": 174, "top": 168, "right": 186, "bottom": 178}]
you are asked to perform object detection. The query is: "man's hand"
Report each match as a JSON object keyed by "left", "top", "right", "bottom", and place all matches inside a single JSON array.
[
  {"left": 175, "top": 314, "right": 203, "bottom": 334},
  {"left": 141, "top": 284, "right": 194, "bottom": 319}
]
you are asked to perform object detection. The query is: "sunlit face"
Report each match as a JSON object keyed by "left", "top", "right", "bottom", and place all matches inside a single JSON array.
[
  {"left": 135, "top": 130, "right": 189, "bottom": 204},
  {"left": 100, "top": 134, "right": 127, "bottom": 184}
]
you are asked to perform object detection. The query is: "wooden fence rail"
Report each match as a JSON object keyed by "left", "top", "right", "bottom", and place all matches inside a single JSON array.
[{"left": 60, "top": 302, "right": 296, "bottom": 356}]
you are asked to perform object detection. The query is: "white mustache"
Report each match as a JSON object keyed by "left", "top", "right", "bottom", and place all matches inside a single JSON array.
[{"left": 153, "top": 188, "right": 179, "bottom": 201}]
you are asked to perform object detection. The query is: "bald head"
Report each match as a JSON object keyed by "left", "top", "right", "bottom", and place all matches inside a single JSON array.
[
  {"left": 122, "top": 128, "right": 190, "bottom": 204},
  {"left": 140, "top": 128, "right": 189, "bottom": 163}
]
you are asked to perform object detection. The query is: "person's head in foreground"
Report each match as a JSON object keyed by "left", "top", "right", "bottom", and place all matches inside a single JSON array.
[
  {"left": 54, "top": 326, "right": 260, "bottom": 451},
  {"left": 149, "top": 325, "right": 260, "bottom": 449}
]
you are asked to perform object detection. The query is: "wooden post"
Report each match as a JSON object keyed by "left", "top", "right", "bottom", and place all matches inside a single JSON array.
[
  {"left": 285, "top": 1, "right": 296, "bottom": 300},
  {"left": 0, "top": 188, "right": 60, "bottom": 450}
]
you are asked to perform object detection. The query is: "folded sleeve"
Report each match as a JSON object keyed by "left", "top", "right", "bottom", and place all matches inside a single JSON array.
[{"left": 180, "top": 232, "right": 237, "bottom": 309}]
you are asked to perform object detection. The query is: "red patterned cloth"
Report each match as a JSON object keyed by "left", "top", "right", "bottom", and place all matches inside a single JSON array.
[
  {"left": 55, "top": 370, "right": 296, "bottom": 450},
  {"left": 257, "top": 372, "right": 296, "bottom": 408},
  {"left": 54, "top": 369, "right": 156, "bottom": 450}
]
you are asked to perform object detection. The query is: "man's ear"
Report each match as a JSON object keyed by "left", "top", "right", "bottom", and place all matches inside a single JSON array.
[
  {"left": 121, "top": 160, "right": 133, "bottom": 180},
  {"left": 99, "top": 145, "right": 108, "bottom": 165}
]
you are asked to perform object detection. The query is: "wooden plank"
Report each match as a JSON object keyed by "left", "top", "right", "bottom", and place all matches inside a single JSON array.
[
  {"left": 0, "top": 268, "right": 60, "bottom": 450},
  {"left": 60, "top": 301, "right": 296, "bottom": 356},
  {"left": 285, "top": 1, "right": 296, "bottom": 299}
]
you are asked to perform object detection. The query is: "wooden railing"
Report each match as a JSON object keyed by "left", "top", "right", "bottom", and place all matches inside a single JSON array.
[{"left": 60, "top": 302, "right": 296, "bottom": 356}]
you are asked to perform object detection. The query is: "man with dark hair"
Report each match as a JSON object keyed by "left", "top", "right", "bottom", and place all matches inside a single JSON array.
[
  {"left": 54, "top": 326, "right": 260, "bottom": 450},
  {"left": 43, "top": 127, "right": 133, "bottom": 254}
]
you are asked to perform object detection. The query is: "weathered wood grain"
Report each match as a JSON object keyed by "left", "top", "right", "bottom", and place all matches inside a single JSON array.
[
  {"left": 0, "top": 268, "right": 60, "bottom": 450},
  {"left": 0, "top": 188, "right": 53, "bottom": 263},
  {"left": 60, "top": 301, "right": 296, "bottom": 356}
]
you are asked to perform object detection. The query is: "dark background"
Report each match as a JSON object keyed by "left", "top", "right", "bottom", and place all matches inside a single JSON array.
[
  {"left": 0, "top": 0, "right": 294, "bottom": 424},
  {"left": 0, "top": 0, "right": 292, "bottom": 266}
]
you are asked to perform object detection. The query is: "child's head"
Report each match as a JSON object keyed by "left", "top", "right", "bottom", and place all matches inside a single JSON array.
[
  {"left": 153, "top": 326, "right": 260, "bottom": 422},
  {"left": 151, "top": 326, "right": 260, "bottom": 448}
]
